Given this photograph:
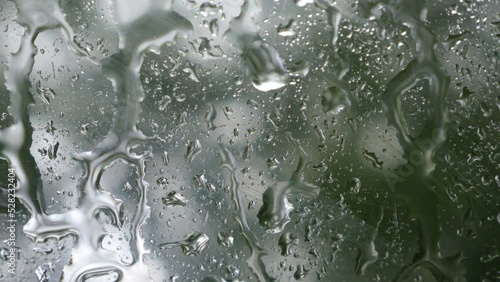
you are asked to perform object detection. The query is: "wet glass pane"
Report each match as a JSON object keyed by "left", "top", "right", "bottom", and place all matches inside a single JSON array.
[{"left": 0, "top": 0, "right": 499, "bottom": 281}]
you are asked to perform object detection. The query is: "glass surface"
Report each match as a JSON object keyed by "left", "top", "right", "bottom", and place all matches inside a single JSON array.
[{"left": 0, "top": 0, "right": 499, "bottom": 281}]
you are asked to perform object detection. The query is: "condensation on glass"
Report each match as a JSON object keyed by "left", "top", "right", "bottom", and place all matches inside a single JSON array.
[{"left": 0, "top": 0, "right": 499, "bottom": 281}]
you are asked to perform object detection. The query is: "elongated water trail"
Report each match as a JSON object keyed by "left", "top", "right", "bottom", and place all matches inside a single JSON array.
[
  {"left": 1, "top": 0, "right": 98, "bottom": 224},
  {"left": 257, "top": 134, "right": 320, "bottom": 234},
  {"left": 219, "top": 144, "right": 273, "bottom": 281},
  {"left": 226, "top": 0, "right": 289, "bottom": 92},
  {"left": 381, "top": 3, "right": 465, "bottom": 281}
]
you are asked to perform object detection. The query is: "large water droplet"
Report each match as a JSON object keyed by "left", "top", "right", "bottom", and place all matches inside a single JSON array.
[
  {"left": 242, "top": 35, "right": 289, "bottom": 92},
  {"left": 161, "top": 232, "right": 209, "bottom": 256}
]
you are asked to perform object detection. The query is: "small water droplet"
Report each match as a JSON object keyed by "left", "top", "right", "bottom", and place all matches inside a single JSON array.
[
  {"left": 362, "top": 149, "right": 383, "bottom": 169},
  {"left": 205, "top": 104, "right": 217, "bottom": 130},
  {"left": 156, "top": 177, "right": 168, "bottom": 186},
  {"left": 35, "top": 81, "right": 56, "bottom": 104},
  {"left": 226, "top": 265, "right": 239, "bottom": 277},
  {"left": 162, "top": 151, "right": 169, "bottom": 166},
  {"left": 186, "top": 139, "right": 202, "bottom": 162},
  {"left": 277, "top": 19, "right": 296, "bottom": 36},
  {"left": 33, "top": 247, "right": 53, "bottom": 255},
  {"left": 217, "top": 232, "right": 234, "bottom": 248},
  {"left": 161, "top": 232, "right": 209, "bottom": 256},
  {"left": 174, "top": 93, "right": 186, "bottom": 102},
  {"left": 80, "top": 123, "right": 89, "bottom": 134},
  {"left": 48, "top": 142, "right": 59, "bottom": 160},
  {"left": 348, "top": 177, "right": 361, "bottom": 194},
  {"left": 0, "top": 248, "right": 9, "bottom": 260},
  {"left": 200, "top": 2, "right": 219, "bottom": 17},
  {"left": 159, "top": 95, "right": 172, "bottom": 110}
]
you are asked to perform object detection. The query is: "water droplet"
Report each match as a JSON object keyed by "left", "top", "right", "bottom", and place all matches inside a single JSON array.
[
  {"left": 242, "top": 35, "right": 289, "bottom": 92},
  {"left": 162, "top": 151, "right": 169, "bottom": 166},
  {"left": 186, "top": 139, "right": 202, "bottom": 162},
  {"left": 226, "top": 265, "right": 240, "bottom": 277},
  {"left": 243, "top": 142, "right": 253, "bottom": 160},
  {"left": 362, "top": 149, "right": 383, "bottom": 169},
  {"left": 479, "top": 250, "right": 500, "bottom": 263},
  {"left": 45, "top": 120, "right": 56, "bottom": 135},
  {"left": 266, "top": 157, "right": 280, "bottom": 169},
  {"left": 162, "top": 191, "right": 188, "bottom": 207},
  {"left": 247, "top": 99, "right": 259, "bottom": 109},
  {"left": 123, "top": 182, "right": 132, "bottom": 191},
  {"left": 209, "top": 19, "right": 219, "bottom": 36},
  {"left": 159, "top": 95, "right": 172, "bottom": 110},
  {"left": 156, "top": 177, "right": 168, "bottom": 185},
  {"left": 161, "top": 232, "right": 209, "bottom": 256},
  {"left": 222, "top": 106, "right": 233, "bottom": 119},
  {"left": 182, "top": 64, "right": 200, "bottom": 83},
  {"left": 194, "top": 173, "right": 208, "bottom": 187},
  {"left": 174, "top": 93, "right": 187, "bottom": 102},
  {"left": 0, "top": 248, "right": 9, "bottom": 260},
  {"left": 48, "top": 142, "right": 59, "bottom": 160},
  {"left": 348, "top": 177, "right": 361, "bottom": 194},
  {"left": 217, "top": 232, "right": 234, "bottom": 248},
  {"left": 313, "top": 125, "right": 326, "bottom": 143},
  {"left": 294, "top": 265, "right": 308, "bottom": 280},
  {"left": 36, "top": 81, "right": 56, "bottom": 104},
  {"left": 293, "top": 0, "right": 313, "bottom": 6},
  {"left": 200, "top": 2, "right": 219, "bottom": 17},
  {"left": 205, "top": 104, "right": 217, "bottom": 130},
  {"left": 36, "top": 263, "right": 54, "bottom": 282},
  {"left": 278, "top": 232, "right": 299, "bottom": 256},
  {"left": 33, "top": 247, "right": 54, "bottom": 255},
  {"left": 277, "top": 19, "right": 296, "bottom": 36}
]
